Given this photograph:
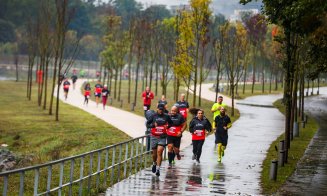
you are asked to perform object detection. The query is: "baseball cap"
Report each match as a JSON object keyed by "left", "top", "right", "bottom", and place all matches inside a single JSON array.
[{"left": 157, "top": 104, "right": 165, "bottom": 110}]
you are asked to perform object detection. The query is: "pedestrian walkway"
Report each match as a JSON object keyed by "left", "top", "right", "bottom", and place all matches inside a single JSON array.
[
  {"left": 279, "top": 87, "right": 327, "bottom": 195},
  {"left": 57, "top": 79, "right": 192, "bottom": 150},
  {"left": 106, "top": 83, "right": 285, "bottom": 195}
]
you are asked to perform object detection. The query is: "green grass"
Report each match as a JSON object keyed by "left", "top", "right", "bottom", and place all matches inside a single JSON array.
[
  {"left": 211, "top": 83, "right": 284, "bottom": 99},
  {"left": 86, "top": 80, "right": 240, "bottom": 126},
  {"left": 0, "top": 81, "right": 131, "bottom": 165},
  {"left": 260, "top": 99, "right": 318, "bottom": 194}
]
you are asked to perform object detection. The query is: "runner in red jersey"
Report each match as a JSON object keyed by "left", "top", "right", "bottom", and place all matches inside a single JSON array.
[
  {"left": 176, "top": 93, "right": 189, "bottom": 120},
  {"left": 84, "top": 82, "right": 91, "bottom": 106},
  {"left": 142, "top": 86, "right": 154, "bottom": 116},
  {"left": 101, "top": 85, "right": 110, "bottom": 110},
  {"left": 63, "top": 78, "right": 70, "bottom": 100},
  {"left": 167, "top": 105, "right": 186, "bottom": 168},
  {"left": 94, "top": 80, "right": 103, "bottom": 107},
  {"left": 189, "top": 109, "right": 212, "bottom": 163}
]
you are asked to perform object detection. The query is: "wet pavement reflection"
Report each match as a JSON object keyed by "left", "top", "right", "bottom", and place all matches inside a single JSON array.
[
  {"left": 106, "top": 93, "right": 285, "bottom": 195},
  {"left": 279, "top": 87, "right": 327, "bottom": 195}
]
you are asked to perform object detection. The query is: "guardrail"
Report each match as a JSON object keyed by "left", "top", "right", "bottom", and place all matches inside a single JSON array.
[{"left": 0, "top": 135, "right": 152, "bottom": 195}]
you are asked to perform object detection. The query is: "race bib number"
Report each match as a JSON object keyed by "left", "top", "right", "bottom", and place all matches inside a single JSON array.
[
  {"left": 87, "top": 95, "right": 90, "bottom": 98},
  {"left": 143, "top": 106, "right": 148, "bottom": 110},
  {"left": 195, "top": 130, "right": 204, "bottom": 136},
  {"left": 102, "top": 92, "right": 107, "bottom": 96}
]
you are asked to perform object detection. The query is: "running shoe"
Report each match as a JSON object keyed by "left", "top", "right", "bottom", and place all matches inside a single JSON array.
[
  {"left": 156, "top": 169, "right": 160, "bottom": 176},
  {"left": 222, "top": 150, "right": 225, "bottom": 157},
  {"left": 172, "top": 160, "right": 175, "bottom": 164},
  {"left": 168, "top": 163, "right": 173, "bottom": 169},
  {"left": 192, "top": 154, "right": 196, "bottom": 160},
  {"left": 176, "top": 154, "right": 181, "bottom": 160},
  {"left": 196, "top": 159, "right": 200, "bottom": 164},
  {"left": 152, "top": 164, "right": 156, "bottom": 173},
  {"left": 218, "top": 157, "right": 222, "bottom": 163}
]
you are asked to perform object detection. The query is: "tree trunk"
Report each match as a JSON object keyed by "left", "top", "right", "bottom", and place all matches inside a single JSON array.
[
  {"left": 15, "top": 53, "right": 19, "bottom": 82},
  {"left": 251, "top": 46, "right": 257, "bottom": 94},
  {"left": 43, "top": 58, "right": 49, "bottom": 110},
  {"left": 133, "top": 46, "right": 141, "bottom": 106},
  {"left": 118, "top": 66, "right": 122, "bottom": 101}
]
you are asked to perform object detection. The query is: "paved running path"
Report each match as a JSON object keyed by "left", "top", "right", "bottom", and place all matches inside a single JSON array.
[
  {"left": 58, "top": 79, "right": 192, "bottom": 150},
  {"left": 106, "top": 83, "right": 285, "bottom": 195}
]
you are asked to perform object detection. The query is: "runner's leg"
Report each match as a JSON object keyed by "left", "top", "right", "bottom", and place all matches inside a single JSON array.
[{"left": 196, "top": 140, "right": 204, "bottom": 161}]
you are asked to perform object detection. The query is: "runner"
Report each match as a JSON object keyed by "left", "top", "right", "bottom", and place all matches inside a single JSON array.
[
  {"left": 167, "top": 105, "right": 186, "bottom": 168},
  {"left": 214, "top": 107, "right": 232, "bottom": 163},
  {"left": 94, "top": 80, "right": 103, "bottom": 107},
  {"left": 189, "top": 109, "right": 212, "bottom": 163},
  {"left": 158, "top": 95, "right": 168, "bottom": 113},
  {"left": 211, "top": 96, "right": 227, "bottom": 130},
  {"left": 176, "top": 93, "right": 189, "bottom": 120},
  {"left": 63, "top": 78, "right": 70, "bottom": 100},
  {"left": 146, "top": 104, "right": 173, "bottom": 176},
  {"left": 142, "top": 86, "right": 154, "bottom": 116},
  {"left": 101, "top": 85, "right": 110, "bottom": 110},
  {"left": 84, "top": 82, "right": 91, "bottom": 106},
  {"left": 71, "top": 74, "right": 78, "bottom": 90}
]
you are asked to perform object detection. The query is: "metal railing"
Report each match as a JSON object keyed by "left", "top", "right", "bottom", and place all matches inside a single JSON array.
[{"left": 0, "top": 135, "right": 152, "bottom": 195}]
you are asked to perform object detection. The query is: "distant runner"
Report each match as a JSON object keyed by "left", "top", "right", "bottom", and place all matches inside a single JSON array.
[
  {"left": 101, "top": 85, "right": 110, "bottom": 110},
  {"left": 146, "top": 104, "right": 173, "bottom": 176},
  {"left": 63, "top": 78, "right": 70, "bottom": 100},
  {"left": 176, "top": 93, "right": 189, "bottom": 120},
  {"left": 167, "top": 105, "right": 186, "bottom": 168},
  {"left": 142, "top": 86, "right": 154, "bottom": 116},
  {"left": 71, "top": 74, "right": 78, "bottom": 90},
  {"left": 189, "top": 109, "right": 212, "bottom": 163},
  {"left": 84, "top": 82, "right": 91, "bottom": 106},
  {"left": 158, "top": 95, "right": 168, "bottom": 113},
  {"left": 94, "top": 80, "right": 103, "bottom": 107},
  {"left": 214, "top": 107, "right": 232, "bottom": 163}
]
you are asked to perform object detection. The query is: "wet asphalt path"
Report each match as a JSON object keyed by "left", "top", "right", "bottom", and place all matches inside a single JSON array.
[
  {"left": 106, "top": 87, "right": 285, "bottom": 195},
  {"left": 279, "top": 87, "right": 327, "bottom": 195}
]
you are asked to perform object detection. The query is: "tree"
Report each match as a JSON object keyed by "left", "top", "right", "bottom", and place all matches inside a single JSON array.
[
  {"left": 241, "top": 0, "right": 327, "bottom": 154},
  {"left": 113, "top": 0, "right": 142, "bottom": 29},
  {"left": 101, "top": 15, "right": 128, "bottom": 100},
  {"left": 223, "top": 22, "right": 247, "bottom": 116},
  {"left": 0, "top": 19, "right": 16, "bottom": 43},
  {"left": 170, "top": 11, "right": 194, "bottom": 102},
  {"left": 190, "top": 0, "right": 212, "bottom": 107},
  {"left": 244, "top": 14, "right": 267, "bottom": 94}
]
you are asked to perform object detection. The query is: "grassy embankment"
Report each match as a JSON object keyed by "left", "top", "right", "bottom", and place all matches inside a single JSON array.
[
  {"left": 0, "top": 80, "right": 137, "bottom": 194},
  {"left": 260, "top": 99, "right": 318, "bottom": 194},
  {"left": 0, "top": 81, "right": 131, "bottom": 163}
]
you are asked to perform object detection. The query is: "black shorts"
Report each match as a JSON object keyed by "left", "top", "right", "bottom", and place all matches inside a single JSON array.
[
  {"left": 64, "top": 88, "right": 69, "bottom": 93},
  {"left": 215, "top": 134, "right": 228, "bottom": 146},
  {"left": 94, "top": 93, "right": 101, "bottom": 97},
  {"left": 143, "top": 105, "right": 150, "bottom": 111},
  {"left": 167, "top": 135, "right": 182, "bottom": 148}
]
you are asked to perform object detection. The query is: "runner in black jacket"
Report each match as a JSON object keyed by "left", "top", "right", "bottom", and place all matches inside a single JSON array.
[
  {"left": 167, "top": 106, "right": 186, "bottom": 168},
  {"left": 189, "top": 109, "right": 212, "bottom": 163},
  {"left": 146, "top": 104, "right": 173, "bottom": 176},
  {"left": 214, "top": 107, "right": 232, "bottom": 162}
]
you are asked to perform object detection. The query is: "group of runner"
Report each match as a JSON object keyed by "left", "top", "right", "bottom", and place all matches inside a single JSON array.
[
  {"left": 62, "top": 74, "right": 110, "bottom": 109},
  {"left": 143, "top": 86, "right": 232, "bottom": 177},
  {"left": 83, "top": 80, "right": 110, "bottom": 109}
]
